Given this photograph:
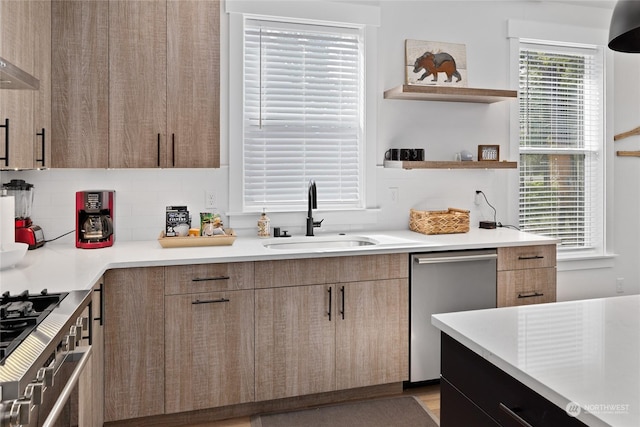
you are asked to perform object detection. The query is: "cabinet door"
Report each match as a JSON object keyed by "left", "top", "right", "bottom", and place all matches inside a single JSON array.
[
  {"left": 51, "top": 0, "right": 109, "bottom": 168},
  {"left": 79, "top": 279, "right": 104, "bottom": 427},
  {"left": 104, "top": 268, "right": 165, "bottom": 422},
  {"left": 33, "top": 0, "right": 51, "bottom": 168},
  {"left": 165, "top": 290, "right": 254, "bottom": 412},
  {"left": 255, "top": 284, "right": 335, "bottom": 401},
  {"left": 336, "top": 279, "right": 408, "bottom": 389},
  {"left": 109, "top": 0, "right": 166, "bottom": 168},
  {"left": 167, "top": 0, "right": 220, "bottom": 168},
  {"left": 0, "top": 0, "right": 35, "bottom": 169}
]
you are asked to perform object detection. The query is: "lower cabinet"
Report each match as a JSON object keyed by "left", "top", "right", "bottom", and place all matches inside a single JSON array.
[
  {"left": 78, "top": 278, "right": 105, "bottom": 426},
  {"left": 440, "top": 333, "right": 586, "bottom": 427},
  {"left": 103, "top": 255, "right": 408, "bottom": 421},
  {"left": 165, "top": 289, "right": 255, "bottom": 413},
  {"left": 104, "top": 267, "right": 165, "bottom": 422},
  {"left": 255, "top": 284, "right": 336, "bottom": 400},
  {"left": 497, "top": 244, "right": 557, "bottom": 307},
  {"left": 255, "top": 255, "right": 408, "bottom": 402}
]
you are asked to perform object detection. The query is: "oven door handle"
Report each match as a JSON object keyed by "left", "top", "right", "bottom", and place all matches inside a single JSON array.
[{"left": 41, "top": 347, "right": 93, "bottom": 427}]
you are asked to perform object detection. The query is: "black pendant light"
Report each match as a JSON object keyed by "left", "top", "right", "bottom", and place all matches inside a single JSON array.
[{"left": 609, "top": 0, "right": 640, "bottom": 52}]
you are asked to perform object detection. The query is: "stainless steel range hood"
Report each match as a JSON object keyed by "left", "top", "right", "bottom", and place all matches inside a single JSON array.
[{"left": 0, "top": 56, "right": 39, "bottom": 90}]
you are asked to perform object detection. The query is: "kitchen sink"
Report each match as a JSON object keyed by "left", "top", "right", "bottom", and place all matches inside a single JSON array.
[{"left": 262, "top": 235, "right": 379, "bottom": 250}]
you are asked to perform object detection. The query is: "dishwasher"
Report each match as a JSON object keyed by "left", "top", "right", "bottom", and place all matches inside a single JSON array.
[{"left": 409, "top": 249, "right": 497, "bottom": 383}]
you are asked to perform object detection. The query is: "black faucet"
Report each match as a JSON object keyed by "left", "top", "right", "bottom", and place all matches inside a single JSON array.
[{"left": 306, "top": 180, "right": 323, "bottom": 236}]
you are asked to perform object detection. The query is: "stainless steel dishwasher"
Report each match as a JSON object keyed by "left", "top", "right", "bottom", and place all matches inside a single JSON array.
[{"left": 409, "top": 249, "right": 497, "bottom": 383}]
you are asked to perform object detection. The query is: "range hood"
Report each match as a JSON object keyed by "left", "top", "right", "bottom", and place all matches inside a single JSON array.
[{"left": 0, "top": 56, "right": 39, "bottom": 90}]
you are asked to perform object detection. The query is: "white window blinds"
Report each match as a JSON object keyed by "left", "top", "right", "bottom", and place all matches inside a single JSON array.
[
  {"left": 243, "top": 19, "right": 363, "bottom": 211},
  {"left": 518, "top": 42, "right": 604, "bottom": 250}
]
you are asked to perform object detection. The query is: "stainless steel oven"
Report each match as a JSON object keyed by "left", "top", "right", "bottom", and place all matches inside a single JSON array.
[{"left": 0, "top": 290, "right": 93, "bottom": 427}]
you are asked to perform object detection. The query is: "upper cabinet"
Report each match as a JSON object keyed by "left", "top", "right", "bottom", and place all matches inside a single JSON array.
[
  {"left": 51, "top": 0, "right": 109, "bottom": 168},
  {"left": 52, "top": 0, "right": 220, "bottom": 169},
  {"left": 0, "top": 0, "right": 51, "bottom": 169},
  {"left": 109, "top": 0, "right": 220, "bottom": 168}
]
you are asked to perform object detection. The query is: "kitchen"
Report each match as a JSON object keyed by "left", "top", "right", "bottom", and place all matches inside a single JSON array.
[{"left": 1, "top": 0, "right": 639, "bottom": 426}]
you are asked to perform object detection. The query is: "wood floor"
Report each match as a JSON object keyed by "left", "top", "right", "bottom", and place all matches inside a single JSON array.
[{"left": 185, "top": 384, "right": 440, "bottom": 427}]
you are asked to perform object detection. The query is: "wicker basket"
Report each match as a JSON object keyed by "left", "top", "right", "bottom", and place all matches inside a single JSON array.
[{"left": 409, "top": 208, "right": 470, "bottom": 235}]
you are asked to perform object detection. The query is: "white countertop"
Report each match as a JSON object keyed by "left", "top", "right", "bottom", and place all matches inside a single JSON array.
[
  {"left": 432, "top": 295, "right": 640, "bottom": 427},
  {"left": 0, "top": 227, "right": 555, "bottom": 295}
]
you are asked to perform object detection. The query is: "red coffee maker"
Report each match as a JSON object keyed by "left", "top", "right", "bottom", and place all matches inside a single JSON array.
[{"left": 76, "top": 190, "right": 115, "bottom": 249}]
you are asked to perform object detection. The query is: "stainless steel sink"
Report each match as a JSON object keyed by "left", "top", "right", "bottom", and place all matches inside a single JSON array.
[{"left": 263, "top": 235, "right": 378, "bottom": 250}]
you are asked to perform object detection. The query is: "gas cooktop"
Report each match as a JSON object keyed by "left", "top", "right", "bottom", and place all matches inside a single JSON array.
[{"left": 0, "top": 290, "right": 68, "bottom": 364}]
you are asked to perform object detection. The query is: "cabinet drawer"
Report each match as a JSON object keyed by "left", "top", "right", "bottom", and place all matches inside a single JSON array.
[
  {"left": 497, "top": 268, "right": 556, "bottom": 307},
  {"left": 441, "top": 333, "right": 587, "bottom": 427},
  {"left": 497, "top": 245, "right": 556, "bottom": 271},
  {"left": 165, "top": 262, "right": 254, "bottom": 295},
  {"left": 255, "top": 254, "right": 408, "bottom": 288}
]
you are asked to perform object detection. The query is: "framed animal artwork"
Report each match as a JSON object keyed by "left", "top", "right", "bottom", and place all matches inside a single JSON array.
[{"left": 405, "top": 39, "right": 468, "bottom": 87}]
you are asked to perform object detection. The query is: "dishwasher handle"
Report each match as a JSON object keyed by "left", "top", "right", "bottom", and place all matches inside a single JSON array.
[{"left": 414, "top": 253, "right": 497, "bottom": 264}]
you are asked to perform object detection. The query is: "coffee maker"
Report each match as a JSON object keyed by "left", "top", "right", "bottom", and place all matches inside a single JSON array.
[
  {"left": 2, "top": 179, "right": 45, "bottom": 249},
  {"left": 76, "top": 190, "right": 115, "bottom": 249}
]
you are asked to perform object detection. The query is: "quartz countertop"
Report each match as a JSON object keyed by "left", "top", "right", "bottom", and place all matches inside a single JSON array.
[
  {"left": 432, "top": 295, "right": 640, "bottom": 427},
  {"left": 0, "top": 227, "right": 556, "bottom": 295}
]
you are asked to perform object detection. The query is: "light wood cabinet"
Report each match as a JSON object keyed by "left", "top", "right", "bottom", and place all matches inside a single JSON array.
[
  {"left": 167, "top": 0, "right": 220, "bottom": 168},
  {"left": 165, "top": 289, "right": 254, "bottom": 413},
  {"left": 255, "top": 255, "right": 408, "bottom": 401},
  {"left": 79, "top": 278, "right": 104, "bottom": 427},
  {"left": 0, "top": 0, "right": 36, "bottom": 169},
  {"left": 33, "top": 0, "right": 51, "bottom": 168},
  {"left": 497, "top": 244, "right": 557, "bottom": 307},
  {"left": 104, "top": 267, "right": 165, "bottom": 422},
  {"left": 51, "top": 0, "right": 109, "bottom": 168},
  {"left": 108, "top": 0, "right": 219, "bottom": 168},
  {"left": 51, "top": 0, "right": 219, "bottom": 168},
  {"left": 255, "top": 284, "right": 336, "bottom": 400},
  {"left": 335, "top": 279, "right": 408, "bottom": 390}
]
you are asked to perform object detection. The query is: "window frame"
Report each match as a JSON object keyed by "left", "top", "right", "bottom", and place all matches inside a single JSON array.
[
  {"left": 508, "top": 19, "right": 614, "bottom": 263},
  {"left": 242, "top": 18, "right": 365, "bottom": 213},
  {"left": 226, "top": 1, "right": 380, "bottom": 229}
]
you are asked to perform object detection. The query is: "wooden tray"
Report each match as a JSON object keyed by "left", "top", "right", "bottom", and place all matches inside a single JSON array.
[{"left": 158, "top": 229, "right": 236, "bottom": 248}]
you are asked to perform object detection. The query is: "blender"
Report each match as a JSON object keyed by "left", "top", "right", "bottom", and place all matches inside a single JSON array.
[{"left": 2, "top": 179, "right": 45, "bottom": 249}]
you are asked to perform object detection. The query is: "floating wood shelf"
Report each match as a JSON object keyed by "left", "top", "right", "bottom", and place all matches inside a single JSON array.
[
  {"left": 616, "top": 151, "right": 640, "bottom": 157},
  {"left": 383, "top": 85, "right": 517, "bottom": 103},
  {"left": 384, "top": 160, "right": 517, "bottom": 169}
]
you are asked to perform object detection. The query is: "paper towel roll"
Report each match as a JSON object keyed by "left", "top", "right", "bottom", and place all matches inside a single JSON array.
[{"left": 0, "top": 195, "right": 15, "bottom": 251}]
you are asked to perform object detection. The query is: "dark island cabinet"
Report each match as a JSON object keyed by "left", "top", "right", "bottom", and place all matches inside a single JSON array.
[{"left": 440, "top": 333, "right": 587, "bottom": 427}]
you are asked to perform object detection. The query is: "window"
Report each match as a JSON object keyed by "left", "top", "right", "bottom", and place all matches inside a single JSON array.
[
  {"left": 518, "top": 41, "right": 604, "bottom": 252},
  {"left": 243, "top": 19, "right": 363, "bottom": 212}
]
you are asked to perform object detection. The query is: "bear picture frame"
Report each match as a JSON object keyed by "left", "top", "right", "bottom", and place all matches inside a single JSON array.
[{"left": 405, "top": 39, "right": 467, "bottom": 87}]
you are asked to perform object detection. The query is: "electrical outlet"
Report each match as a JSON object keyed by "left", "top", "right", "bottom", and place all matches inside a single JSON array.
[
  {"left": 389, "top": 187, "right": 399, "bottom": 204},
  {"left": 616, "top": 277, "right": 624, "bottom": 294},
  {"left": 205, "top": 191, "right": 216, "bottom": 209}
]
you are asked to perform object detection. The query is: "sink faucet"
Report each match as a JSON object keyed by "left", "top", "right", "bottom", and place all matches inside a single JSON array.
[{"left": 306, "top": 180, "right": 323, "bottom": 236}]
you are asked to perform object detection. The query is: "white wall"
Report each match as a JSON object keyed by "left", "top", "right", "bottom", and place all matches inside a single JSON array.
[{"left": 3, "top": 0, "right": 638, "bottom": 300}]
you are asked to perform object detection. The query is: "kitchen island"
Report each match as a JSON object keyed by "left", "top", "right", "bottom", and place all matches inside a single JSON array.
[{"left": 432, "top": 295, "right": 640, "bottom": 427}]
